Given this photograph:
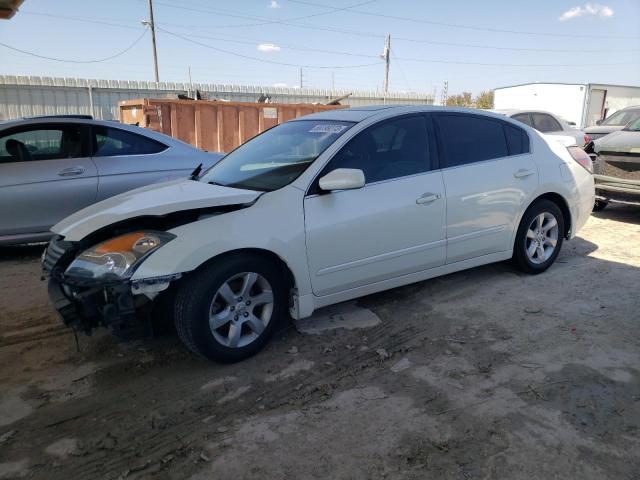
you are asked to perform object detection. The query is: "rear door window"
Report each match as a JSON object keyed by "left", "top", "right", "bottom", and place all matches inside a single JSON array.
[
  {"left": 434, "top": 114, "right": 509, "bottom": 168},
  {"left": 531, "top": 113, "right": 563, "bottom": 133},
  {"left": 0, "top": 125, "right": 86, "bottom": 163},
  {"left": 93, "top": 127, "right": 167, "bottom": 157}
]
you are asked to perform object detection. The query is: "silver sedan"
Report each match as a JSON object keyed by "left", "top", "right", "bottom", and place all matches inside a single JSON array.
[
  {"left": 0, "top": 115, "right": 222, "bottom": 245},
  {"left": 491, "top": 109, "right": 588, "bottom": 146}
]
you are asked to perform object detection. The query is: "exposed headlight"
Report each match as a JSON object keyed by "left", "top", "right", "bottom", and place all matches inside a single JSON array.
[{"left": 65, "top": 231, "right": 175, "bottom": 281}]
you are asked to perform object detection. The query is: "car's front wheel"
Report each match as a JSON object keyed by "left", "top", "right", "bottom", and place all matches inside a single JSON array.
[
  {"left": 513, "top": 199, "right": 565, "bottom": 274},
  {"left": 174, "top": 254, "right": 288, "bottom": 362}
]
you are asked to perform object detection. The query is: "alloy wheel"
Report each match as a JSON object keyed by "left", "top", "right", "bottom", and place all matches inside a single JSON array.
[
  {"left": 525, "top": 212, "right": 559, "bottom": 264},
  {"left": 208, "top": 272, "right": 274, "bottom": 348}
]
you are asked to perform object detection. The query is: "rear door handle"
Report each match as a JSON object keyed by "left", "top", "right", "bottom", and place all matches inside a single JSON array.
[
  {"left": 514, "top": 169, "right": 535, "bottom": 179},
  {"left": 416, "top": 193, "right": 441, "bottom": 205},
  {"left": 58, "top": 166, "right": 86, "bottom": 176}
]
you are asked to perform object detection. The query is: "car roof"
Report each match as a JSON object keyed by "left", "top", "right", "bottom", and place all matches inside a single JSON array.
[
  {"left": 490, "top": 109, "right": 559, "bottom": 117},
  {"left": 292, "top": 105, "right": 511, "bottom": 123},
  {"left": 0, "top": 115, "right": 197, "bottom": 149},
  {"left": 616, "top": 105, "right": 640, "bottom": 111}
]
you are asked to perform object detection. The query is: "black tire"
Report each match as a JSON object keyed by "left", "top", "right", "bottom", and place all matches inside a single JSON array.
[
  {"left": 174, "top": 254, "right": 288, "bottom": 362},
  {"left": 592, "top": 198, "right": 609, "bottom": 212},
  {"left": 512, "top": 199, "right": 565, "bottom": 274}
]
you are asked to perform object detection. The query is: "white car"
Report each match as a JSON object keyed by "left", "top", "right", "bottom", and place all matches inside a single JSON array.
[
  {"left": 43, "top": 106, "right": 595, "bottom": 362},
  {"left": 491, "top": 109, "right": 589, "bottom": 146}
]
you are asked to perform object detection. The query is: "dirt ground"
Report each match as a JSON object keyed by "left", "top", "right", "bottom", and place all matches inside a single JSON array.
[{"left": 1, "top": 205, "right": 639, "bottom": 480}]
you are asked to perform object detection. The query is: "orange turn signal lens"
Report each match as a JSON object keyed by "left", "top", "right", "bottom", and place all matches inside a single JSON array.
[{"left": 94, "top": 232, "right": 147, "bottom": 254}]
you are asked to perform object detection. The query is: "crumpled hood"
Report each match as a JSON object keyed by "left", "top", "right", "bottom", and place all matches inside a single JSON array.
[
  {"left": 52, "top": 179, "right": 261, "bottom": 241},
  {"left": 594, "top": 130, "right": 640, "bottom": 154}
]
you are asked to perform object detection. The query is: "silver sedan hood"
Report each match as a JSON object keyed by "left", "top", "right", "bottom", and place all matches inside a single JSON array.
[
  {"left": 584, "top": 125, "right": 625, "bottom": 136},
  {"left": 52, "top": 179, "right": 261, "bottom": 241},
  {"left": 594, "top": 130, "right": 640, "bottom": 154}
]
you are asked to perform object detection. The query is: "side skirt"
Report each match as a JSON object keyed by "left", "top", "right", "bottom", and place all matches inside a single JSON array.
[{"left": 292, "top": 250, "right": 513, "bottom": 320}]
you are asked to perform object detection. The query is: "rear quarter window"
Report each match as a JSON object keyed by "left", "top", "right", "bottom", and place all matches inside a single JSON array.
[
  {"left": 504, "top": 124, "right": 530, "bottom": 155},
  {"left": 93, "top": 126, "right": 167, "bottom": 157}
]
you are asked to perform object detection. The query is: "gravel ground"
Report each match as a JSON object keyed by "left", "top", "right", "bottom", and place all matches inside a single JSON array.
[{"left": 0, "top": 205, "right": 639, "bottom": 480}]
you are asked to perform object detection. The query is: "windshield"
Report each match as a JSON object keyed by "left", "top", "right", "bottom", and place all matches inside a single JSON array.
[
  {"left": 602, "top": 109, "right": 640, "bottom": 126},
  {"left": 199, "top": 120, "right": 354, "bottom": 192},
  {"left": 624, "top": 118, "right": 640, "bottom": 131}
]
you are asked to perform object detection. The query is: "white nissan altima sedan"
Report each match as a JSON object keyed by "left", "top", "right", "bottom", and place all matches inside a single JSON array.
[{"left": 43, "top": 106, "right": 595, "bottom": 362}]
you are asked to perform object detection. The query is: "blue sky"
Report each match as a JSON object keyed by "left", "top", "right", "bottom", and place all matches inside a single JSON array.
[{"left": 1, "top": 0, "right": 639, "bottom": 96}]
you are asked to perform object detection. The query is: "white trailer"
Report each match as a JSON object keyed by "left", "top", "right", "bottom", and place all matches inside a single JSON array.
[{"left": 493, "top": 82, "right": 640, "bottom": 129}]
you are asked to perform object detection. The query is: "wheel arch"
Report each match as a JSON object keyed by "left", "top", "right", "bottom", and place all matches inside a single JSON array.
[
  {"left": 189, "top": 247, "right": 297, "bottom": 297},
  {"left": 522, "top": 191, "right": 572, "bottom": 239}
]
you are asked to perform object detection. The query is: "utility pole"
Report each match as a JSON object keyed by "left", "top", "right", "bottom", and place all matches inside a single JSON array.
[
  {"left": 299, "top": 67, "right": 303, "bottom": 89},
  {"left": 380, "top": 33, "right": 391, "bottom": 97},
  {"left": 441, "top": 80, "right": 449, "bottom": 106},
  {"left": 148, "top": 0, "right": 159, "bottom": 83}
]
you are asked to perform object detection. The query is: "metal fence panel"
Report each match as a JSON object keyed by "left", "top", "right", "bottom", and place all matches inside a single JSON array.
[{"left": 0, "top": 75, "right": 434, "bottom": 121}]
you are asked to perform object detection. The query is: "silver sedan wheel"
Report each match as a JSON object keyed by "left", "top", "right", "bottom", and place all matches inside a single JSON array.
[
  {"left": 525, "top": 212, "right": 559, "bottom": 264},
  {"left": 208, "top": 272, "right": 274, "bottom": 348}
]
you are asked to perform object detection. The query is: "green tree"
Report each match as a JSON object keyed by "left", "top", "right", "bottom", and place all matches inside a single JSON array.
[
  {"left": 446, "top": 92, "right": 473, "bottom": 107},
  {"left": 474, "top": 90, "right": 494, "bottom": 109}
]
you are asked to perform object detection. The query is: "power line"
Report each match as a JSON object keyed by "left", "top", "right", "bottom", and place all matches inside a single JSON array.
[
  {"left": 163, "top": 28, "right": 632, "bottom": 68},
  {"left": 148, "top": 0, "right": 378, "bottom": 29},
  {"left": 393, "top": 55, "right": 630, "bottom": 68},
  {"left": 20, "top": 11, "right": 142, "bottom": 30},
  {"left": 19, "top": 11, "right": 640, "bottom": 54},
  {"left": 157, "top": 27, "right": 382, "bottom": 69},
  {"left": 0, "top": 30, "right": 148, "bottom": 63},
  {"left": 168, "top": 30, "right": 379, "bottom": 59},
  {"left": 389, "top": 49, "right": 414, "bottom": 92},
  {"left": 287, "top": 0, "right": 640, "bottom": 39}
]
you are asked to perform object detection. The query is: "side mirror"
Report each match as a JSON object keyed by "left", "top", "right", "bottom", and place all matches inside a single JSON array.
[
  {"left": 319, "top": 168, "right": 365, "bottom": 192},
  {"left": 596, "top": 119, "right": 603, "bottom": 125}
]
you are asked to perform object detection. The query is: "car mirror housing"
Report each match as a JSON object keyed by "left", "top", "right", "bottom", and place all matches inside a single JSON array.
[{"left": 318, "top": 168, "right": 365, "bottom": 192}]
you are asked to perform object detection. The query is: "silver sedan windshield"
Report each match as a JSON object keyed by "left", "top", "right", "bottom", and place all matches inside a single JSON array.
[{"left": 199, "top": 120, "right": 354, "bottom": 191}]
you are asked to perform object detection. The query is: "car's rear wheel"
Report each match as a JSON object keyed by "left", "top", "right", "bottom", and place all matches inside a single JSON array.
[
  {"left": 174, "top": 254, "right": 288, "bottom": 362},
  {"left": 513, "top": 199, "right": 564, "bottom": 274}
]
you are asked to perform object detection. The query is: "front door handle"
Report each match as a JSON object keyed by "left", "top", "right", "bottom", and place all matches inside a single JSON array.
[
  {"left": 58, "top": 166, "right": 86, "bottom": 176},
  {"left": 514, "top": 169, "right": 535, "bottom": 179},
  {"left": 416, "top": 192, "right": 441, "bottom": 205}
]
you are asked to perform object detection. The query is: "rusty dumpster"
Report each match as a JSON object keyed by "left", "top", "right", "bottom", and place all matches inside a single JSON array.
[{"left": 119, "top": 98, "right": 346, "bottom": 152}]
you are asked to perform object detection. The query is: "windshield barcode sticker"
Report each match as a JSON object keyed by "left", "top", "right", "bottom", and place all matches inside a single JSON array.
[{"left": 309, "top": 124, "right": 348, "bottom": 134}]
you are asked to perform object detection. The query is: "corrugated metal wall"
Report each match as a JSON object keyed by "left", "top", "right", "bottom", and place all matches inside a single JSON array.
[{"left": 0, "top": 75, "right": 434, "bottom": 121}]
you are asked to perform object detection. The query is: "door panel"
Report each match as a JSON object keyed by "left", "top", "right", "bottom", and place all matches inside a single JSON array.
[
  {"left": 0, "top": 158, "right": 98, "bottom": 235},
  {"left": 91, "top": 125, "right": 191, "bottom": 200},
  {"left": 442, "top": 156, "right": 538, "bottom": 263},
  {"left": 433, "top": 112, "right": 537, "bottom": 263},
  {"left": 305, "top": 172, "right": 446, "bottom": 296},
  {"left": 93, "top": 154, "right": 192, "bottom": 201},
  {"left": 0, "top": 124, "right": 97, "bottom": 236}
]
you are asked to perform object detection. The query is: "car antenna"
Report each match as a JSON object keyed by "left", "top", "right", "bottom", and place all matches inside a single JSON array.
[{"left": 190, "top": 163, "right": 203, "bottom": 180}]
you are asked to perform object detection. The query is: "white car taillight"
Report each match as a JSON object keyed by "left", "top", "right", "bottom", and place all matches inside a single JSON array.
[{"left": 567, "top": 146, "right": 593, "bottom": 173}]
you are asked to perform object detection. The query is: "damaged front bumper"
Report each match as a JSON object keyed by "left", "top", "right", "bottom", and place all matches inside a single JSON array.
[
  {"left": 43, "top": 236, "right": 180, "bottom": 337},
  {"left": 593, "top": 153, "right": 640, "bottom": 205}
]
